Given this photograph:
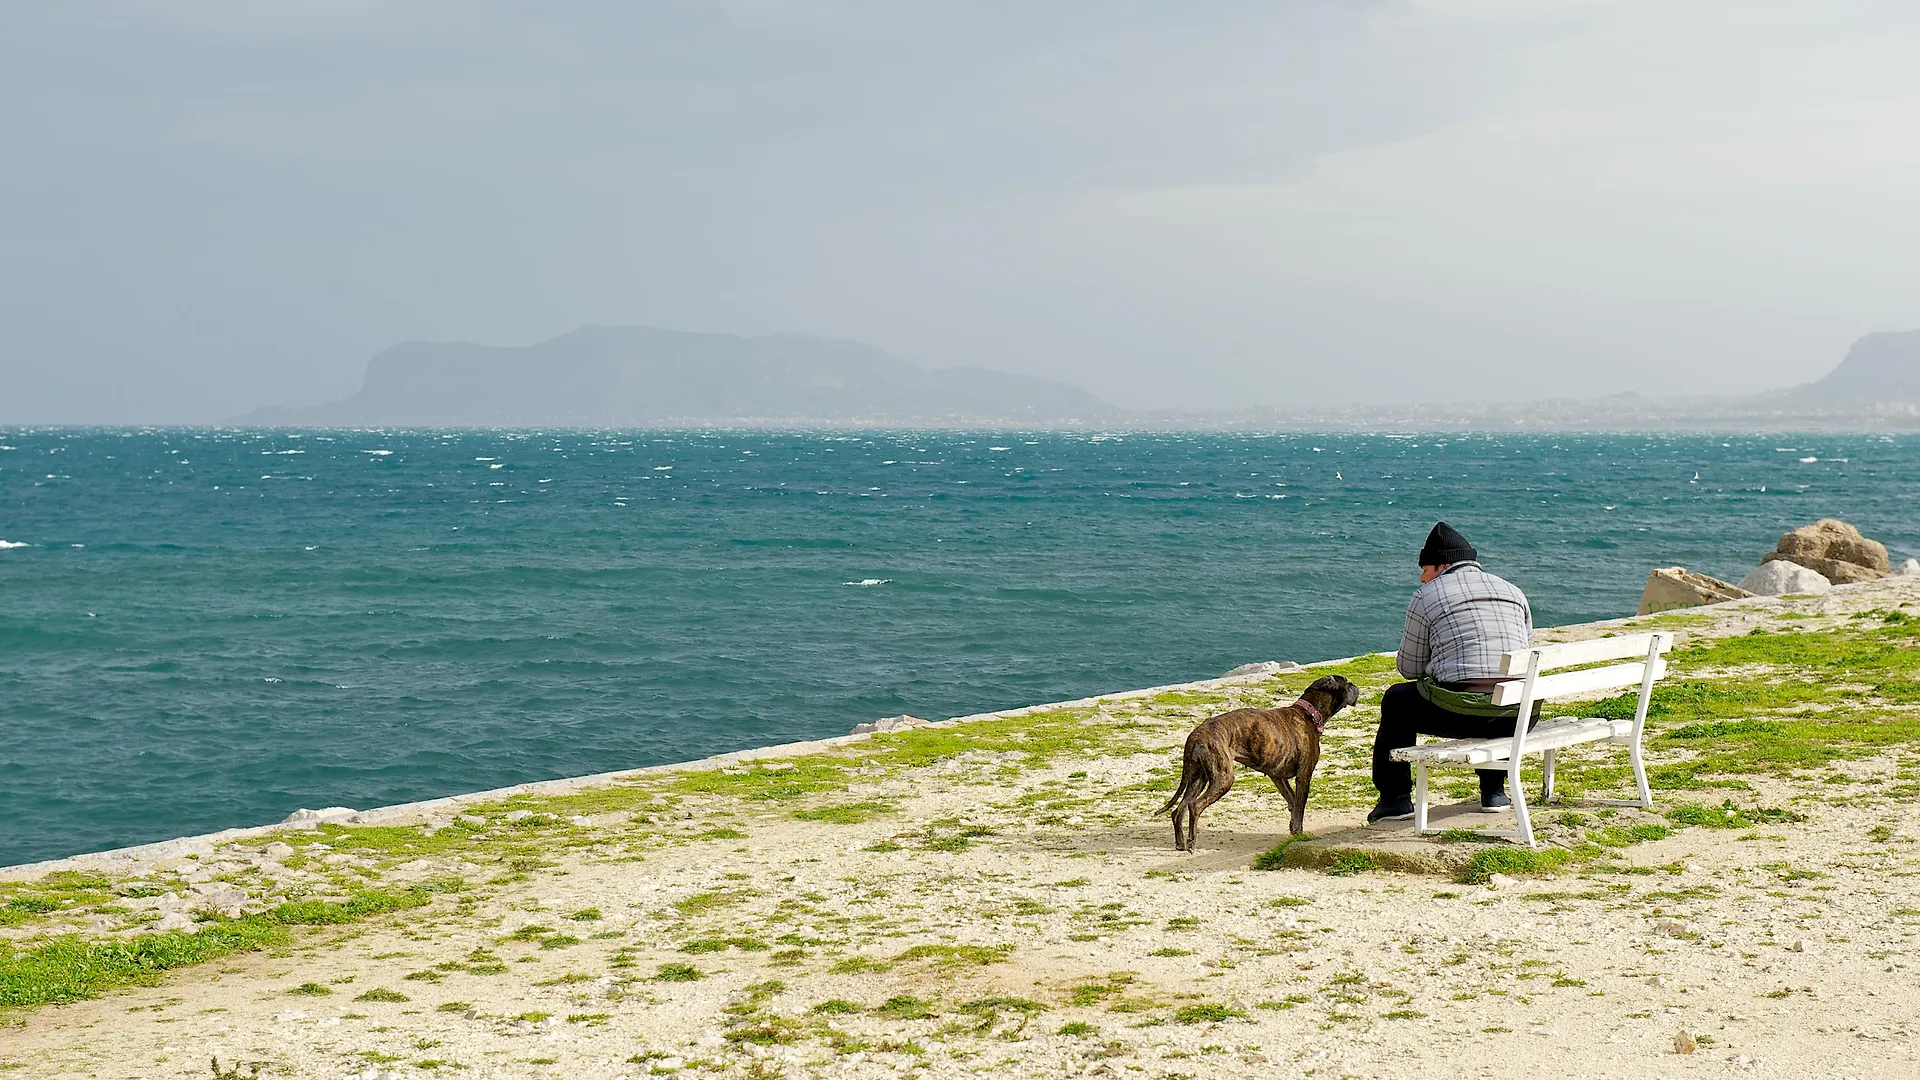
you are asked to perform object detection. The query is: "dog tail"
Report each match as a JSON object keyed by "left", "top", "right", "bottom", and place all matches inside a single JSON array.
[{"left": 1161, "top": 738, "right": 1208, "bottom": 817}]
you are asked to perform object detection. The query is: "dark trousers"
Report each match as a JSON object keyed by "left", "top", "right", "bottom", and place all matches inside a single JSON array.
[{"left": 1372, "top": 681, "right": 1517, "bottom": 801}]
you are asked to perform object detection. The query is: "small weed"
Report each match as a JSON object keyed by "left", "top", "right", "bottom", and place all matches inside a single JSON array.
[
  {"left": 1174, "top": 1003, "right": 1244, "bottom": 1024},
  {"left": 874, "top": 995, "right": 936, "bottom": 1020},
  {"left": 353, "top": 988, "right": 409, "bottom": 1003},
  {"left": 654, "top": 963, "right": 704, "bottom": 983},
  {"left": 893, "top": 943, "right": 1012, "bottom": 969},
  {"left": 286, "top": 982, "right": 332, "bottom": 996},
  {"left": 793, "top": 801, "right": 896, "bottom": 824}
]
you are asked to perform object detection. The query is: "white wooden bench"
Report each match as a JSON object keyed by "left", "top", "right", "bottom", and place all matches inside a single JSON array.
[{"left": 1390, "top": 631, "right": 1674, "bottom": 847}]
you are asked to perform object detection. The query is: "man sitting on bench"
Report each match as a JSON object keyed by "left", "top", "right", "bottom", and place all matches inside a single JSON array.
[{"left": 1369, "top": 522, "right": 1534, "bottom": 824}]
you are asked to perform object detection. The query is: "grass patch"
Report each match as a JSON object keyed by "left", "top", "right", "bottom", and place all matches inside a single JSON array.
[
  {"left": 681, "top": 936, "right": 768, "bottom": 953},
  {"left": 0, "top": 883, "right": 454, "bottom": 1011},
  {"left": 893, "top": 943, "right": 1012, "bottom": 969},
  {"left": 1458, "top": 847, "right": 1575, "bottom": 884},
  {"left": 1174, "top": 1003, "right": 1244, "bottom": 1024},
  {"left": 353, "top": 987, "right": 409, "bottom": 1003},
  {"left": 792, "top": 801, "right": 896, "bottom": 824},
  {"left": 653, "top": 963, "right": 704, "bottom": 982},
  {"left": 673, "top": 890, "right": 751, "bottom": 917},
  {"left": 873, "top": 995, "right": 936, "bottom": 1020}
]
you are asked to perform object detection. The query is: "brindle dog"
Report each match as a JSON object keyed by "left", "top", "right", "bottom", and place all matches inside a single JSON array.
[{"left": 1161, "top": 674, "right": 1360, "bottom": 852}]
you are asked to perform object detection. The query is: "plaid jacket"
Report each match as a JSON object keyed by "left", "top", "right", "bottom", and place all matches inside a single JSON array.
[{"left": 1395, "top": 561, "right": 1533, "bottom": 684}]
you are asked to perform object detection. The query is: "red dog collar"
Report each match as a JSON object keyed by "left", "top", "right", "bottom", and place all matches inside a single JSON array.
[{"left": 1294, "top": 697, "right": 1325, "bottom": 733}]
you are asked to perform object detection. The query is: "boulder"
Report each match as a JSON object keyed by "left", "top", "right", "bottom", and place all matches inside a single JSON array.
[
  {"left": 850, "top": 714, "right": 932, "bottom": 736},
  {"left": 1761, "top": 551, "right": 1884, "bottom": 584},
  {"left": 1767, "top": 519, "right": 1889, "bottom": 581},
  {"left": 1635, "top": 567, "right": 1752, "bottom": 616},
  {"left": 1737, "top": 560, "right": 1832, "bottom": 596}
]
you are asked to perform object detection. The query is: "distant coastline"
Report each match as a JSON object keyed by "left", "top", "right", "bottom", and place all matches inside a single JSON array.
[{"left": 227, "top": 324, "right": 1920, "bottom": 433}]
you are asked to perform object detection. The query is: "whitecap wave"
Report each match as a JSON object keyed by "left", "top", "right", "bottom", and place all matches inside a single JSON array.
[
  {"left": 362, "top": 449, "right": 393, "bottom": 456},
  {"left": 1798, "top": 456, "right": 1818, "bottom": 463},
  {"left": 843, "top": 578, "right": 891, "bottom": 587},
  {"left": 0, "top": 539, "right": 29, "bottom": 549}
]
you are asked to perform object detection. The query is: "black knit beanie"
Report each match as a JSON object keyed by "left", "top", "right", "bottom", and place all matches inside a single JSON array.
[{"left": 1419, "top": 521, "right": 1476, "bottom": 566}]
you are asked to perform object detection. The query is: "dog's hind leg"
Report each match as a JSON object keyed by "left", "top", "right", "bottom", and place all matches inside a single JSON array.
[{"left": 1184, "top": 759, "right": 1233, "bottom": 852}]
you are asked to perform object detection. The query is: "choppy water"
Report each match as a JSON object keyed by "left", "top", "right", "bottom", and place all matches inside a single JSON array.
[{"left": 2, "top": 428, "right": 1915, "bottom": 866}]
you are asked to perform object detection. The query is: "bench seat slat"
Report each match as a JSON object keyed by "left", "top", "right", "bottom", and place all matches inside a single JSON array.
[{"left": 1390, "top": 716, "right": 1632, "bottom": 765}]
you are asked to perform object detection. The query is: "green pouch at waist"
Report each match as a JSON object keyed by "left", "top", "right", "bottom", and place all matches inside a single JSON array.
[{"left": 1415, "top": 677, "right": 1541, "bottom": 720}]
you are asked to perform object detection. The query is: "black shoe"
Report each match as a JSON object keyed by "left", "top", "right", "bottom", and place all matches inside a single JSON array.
[
  {"left": 1479, "top": 790, "right": 1511, "bottom": 813},
  {"left": 1367, "top": 798, "right": 1415, "bottom": 825}
]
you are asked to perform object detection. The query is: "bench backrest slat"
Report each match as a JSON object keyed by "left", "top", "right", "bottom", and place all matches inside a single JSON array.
[
  {"left": 1497, "top": 631, "right": 1673, "bottom": 676},
  {"left": 1491, "top": 657, "right": 1668, "bottom": 707}
]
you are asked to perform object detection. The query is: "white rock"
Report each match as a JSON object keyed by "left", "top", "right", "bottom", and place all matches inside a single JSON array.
[
  {"left": 191, "top": 885, "right": 249, "bottom": 914},
  {"left": 152, "top": 911, "right": 197, "bottom": 933},
  {"left": 262, "top": 842, "right": 295, "bottom": 860},
  {"left": 504, "top": 809, "right": 535, "bottom": 822},
  {"left": 281, "top": 806, "right": 358, "bottom": 825},
  {"left": 1484, "top": 873, "right": 1519, "bottom": 889},
  {"left": 457, "top": 814, "right": 487, "bottom": 827},
  {"left": 849, "top": 714, "right": 933, "bottom": 736},
  {"left": 1222, "top": 660, "right": 1303, "bottom": 678},
  {"left": 1737, "top": 560, "right": 1832, "bottom": 596},
  {"left": 1895, "top": 558, "right": 1920, "bottom": 577}
]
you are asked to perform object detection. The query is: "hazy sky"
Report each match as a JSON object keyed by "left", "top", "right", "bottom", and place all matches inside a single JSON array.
[{"left": 3, "top": 1, "right": 1918, "bottom": 422}]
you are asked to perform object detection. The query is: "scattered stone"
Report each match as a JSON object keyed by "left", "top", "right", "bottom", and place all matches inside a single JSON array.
[
  {"left": 457, "top": 814, "right": 487, "bottom": 827},
  {"left": 849, "top": 714, "right": 933, "bottom": 736},
  {"left": 1484, "top": 873, "right": 1519, "bottom": 890},
  {"left": 1896, "top": 558, "right": 1920, "bottom": 578},
  {"left": 1636, "top": 567, "right": 1752, "bottom": 616},
  {"left": 1674, "top": 1030, "right": 1697, "bottom": 1055},
  {"left": 152, "top": 911, "right": 197, "bottom": 933},
  {"left": 282, "top": 807, "right": 358, "bottom": 826},
  {"left": 191, "top": 884, "right": 249, "bottom": 914},
  {"left": 111, "top": 880, "right": 161, "bottom": 897},
  {"left": 262, "top": 842, "right": 295, "bottom": 860},
  {"left": 1787, "top": 939, "right": 1805, "bottom": 953},
  {"left": 1737, "top": 560, "right": 1832, "bottom": 597},
  {"left": 1653, "top": 919, "right": 1692, "bottom": 938},
  {"left": 504, "top": 809, "right": 534, "bottom": 822}
]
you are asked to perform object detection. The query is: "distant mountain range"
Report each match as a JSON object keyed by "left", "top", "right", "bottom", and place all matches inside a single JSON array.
[
  {"left": 238, "top": 325, "right": 1920, "bottom": 430},
  {"left": 1800, "top": 330, "right": 1920, "bottom": 404},
  {"left": 239, "top": 326, "right": 1114, "bottom": 427}
]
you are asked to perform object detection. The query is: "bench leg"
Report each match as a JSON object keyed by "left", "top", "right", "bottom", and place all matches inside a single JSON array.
[
  {"left": 1628, "top": 739, "right": 1653, "bottom": 810},
  {"left": 1541, "top": 749, "right": 1557, "bottom": 803},
  {"left": 1413, "top": 763, "right": 1430, "bottom": 835},
  {"left": 1509, "top": 762, "right": 1536, "bottom": 847}
]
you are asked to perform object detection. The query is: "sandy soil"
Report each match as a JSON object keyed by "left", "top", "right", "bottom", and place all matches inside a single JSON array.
[{"left": 4, "top": 580, "right": 1919, "bottom": 1080}]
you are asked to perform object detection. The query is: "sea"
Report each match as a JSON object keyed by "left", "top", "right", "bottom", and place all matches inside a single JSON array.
[{"left": 2, "top": 428, "right": 1915, "bottom": 867}]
